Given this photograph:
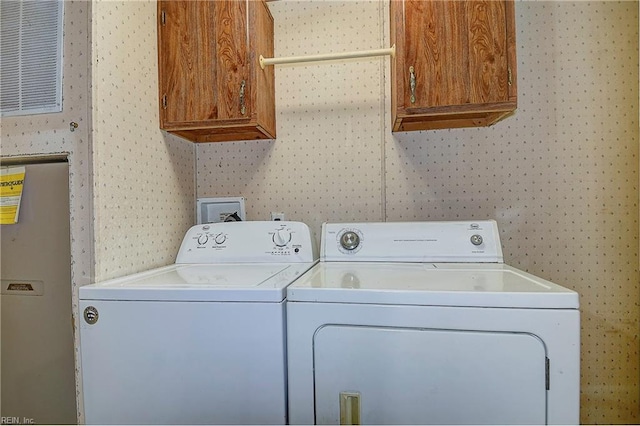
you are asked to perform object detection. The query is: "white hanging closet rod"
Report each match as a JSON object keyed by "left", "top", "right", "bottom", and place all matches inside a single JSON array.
[{"left": 259, "top": 44, "right": 395, "bottom": 69}]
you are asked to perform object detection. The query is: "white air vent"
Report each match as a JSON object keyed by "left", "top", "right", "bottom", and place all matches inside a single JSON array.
[{"left": 0, "top": 0, "right": 64, "bottom": 117}]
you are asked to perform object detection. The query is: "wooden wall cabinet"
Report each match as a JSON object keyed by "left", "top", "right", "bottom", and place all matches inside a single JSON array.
[
  {"left": 158, "top": 0, "right": 275, "bottom": 143},
  {"left": 390, "top": 0, "right": 517, "bottom": 132}
]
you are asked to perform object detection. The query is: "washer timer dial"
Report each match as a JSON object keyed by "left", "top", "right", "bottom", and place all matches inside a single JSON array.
[{"left": 273, "top": 229, "right": 292, "bottom": 247}]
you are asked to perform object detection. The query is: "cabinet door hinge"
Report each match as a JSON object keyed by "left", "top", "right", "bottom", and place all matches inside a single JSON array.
[
  {"left": 161, "top": 9, "right": 166, "bottom": 26},
  {"left": 545, "top": 357, "right": 550, "bottom": 390},
  {"left": 508, "top": 67, "right": 513, "bottom": 86},
  {"left": 162, "top": 94, "right": 167, "bottom": 110}
]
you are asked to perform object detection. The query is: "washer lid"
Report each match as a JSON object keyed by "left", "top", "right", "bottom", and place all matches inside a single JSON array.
[
  {"left": 80, "top": 262, "right": 316, "bottom": 302},
  {"left": 287, "top": 263, "right": 579, "bottom": 309}
]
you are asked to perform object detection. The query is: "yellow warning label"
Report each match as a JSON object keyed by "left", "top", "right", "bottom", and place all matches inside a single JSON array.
[{"left": 1, "top": 166, "right": 26, "bottom": 224}]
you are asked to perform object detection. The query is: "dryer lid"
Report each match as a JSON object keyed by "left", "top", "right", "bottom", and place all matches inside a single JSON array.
[
  {"left": 287, "top": 262, "right": 579, "bottom": 309},
  {"left": 80, "top": 262, "right": 316, "bottom": 302}
]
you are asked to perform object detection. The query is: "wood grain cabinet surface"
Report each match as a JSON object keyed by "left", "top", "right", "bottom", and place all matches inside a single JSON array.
[
  {"left": 390, "top": 0, "right": 517, "bottom": 132},
  {"left": 158, "top": 0, "right": 275, "bottom": 143}
]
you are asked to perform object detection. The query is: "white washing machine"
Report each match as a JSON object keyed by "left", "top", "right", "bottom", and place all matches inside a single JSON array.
[
  {"left": 79, "top": 221, "right": 317, "bottom": 425},
  {"left": 286, "top": 220, "right": 580, "bottom": 425}
]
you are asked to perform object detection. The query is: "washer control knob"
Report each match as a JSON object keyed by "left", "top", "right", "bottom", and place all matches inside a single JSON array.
[
  {"left": 197, "top": 234, "right": 209, "bottom": 245},
  {"left": 214, "top": 233, "right": 227, "bottom": 245},
  {"left": 340, "top": 231, "right": 360, "bottom": 251},
  {"left": 273, "top": 229, "right": 292, "bottom": 247},
  {"left": 470, "top": 234, "right": 483, "bottom": 246}
]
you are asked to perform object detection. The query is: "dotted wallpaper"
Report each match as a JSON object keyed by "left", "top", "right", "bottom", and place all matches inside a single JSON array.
[
  {"left": 91, "top": 0, "right": 195, "bottom": 282},
  {"left": 197, "top": 1, "right": 639, "bottom": 423}
]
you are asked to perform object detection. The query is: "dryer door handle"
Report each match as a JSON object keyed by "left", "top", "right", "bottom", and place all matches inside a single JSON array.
[{"left": 340, "top": 391, "right": 361, "bottom": 425}]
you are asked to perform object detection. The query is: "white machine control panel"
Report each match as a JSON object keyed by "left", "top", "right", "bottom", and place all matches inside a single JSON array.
[
  {"left": 176, "top": 221, "right": 316, "bottom": 264},
  {"left": 322, "top": 220, "right": 504, "bottom": 263}
]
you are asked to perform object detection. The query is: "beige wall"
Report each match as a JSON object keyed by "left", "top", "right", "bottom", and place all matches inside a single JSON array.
[
  {"left": 197, "top": 1, "right": 639, "bottom": 423},
  {"left": 90, "top": 0, "right": 194, "bottom": 282}
]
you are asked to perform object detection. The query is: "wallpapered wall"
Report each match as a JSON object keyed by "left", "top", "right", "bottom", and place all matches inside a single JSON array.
[
  {"left": 197, "top": 1, "right": 639, "bottom": 423},
  {"left": 91, "top": 0, "right": 195, "bottom": 281}
]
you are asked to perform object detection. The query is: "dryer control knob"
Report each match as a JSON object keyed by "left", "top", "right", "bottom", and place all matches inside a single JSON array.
[
  {"left": 340, "top": 231, "right": 360, "bottom": 251},
  {"left": 470, "top": 234, "right": 483, "bottom": 246},
  {"left": 273, "top": 229, "right": 292, "bottom": 247},
  {"left": 214, "top": 233, "right": 227, "bottom": 245},
  {"left": 197, "top": 234, "right": 209, "bottom": 245}
]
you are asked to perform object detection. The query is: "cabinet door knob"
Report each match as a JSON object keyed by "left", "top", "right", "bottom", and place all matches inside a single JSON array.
[
  {"left": 409, "top": 66, "right": 416, "bottom": 104},
  {"left": 239, "top": 80, "right": 246, "bottom": 115}
]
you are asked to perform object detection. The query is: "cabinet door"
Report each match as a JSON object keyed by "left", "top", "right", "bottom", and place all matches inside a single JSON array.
[
  {"left": 404, "top": 0, "right": 511, "bottom": 110},
  {"left": 391, "top": 0, "right": 517, "bottom": 131},
  {"left": 212, "top": 1, "right": 250, "bottom": 121},
  {"left": 159, "top": 1, "right": 249, "bottom": 127}
]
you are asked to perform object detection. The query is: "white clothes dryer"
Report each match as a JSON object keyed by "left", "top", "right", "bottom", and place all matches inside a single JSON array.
[
  {"left": 286, "top": 220, "right": 580, "bottom": 425},
  {"left": 79, "top": 221, "right": 317, "bottom": 425}
]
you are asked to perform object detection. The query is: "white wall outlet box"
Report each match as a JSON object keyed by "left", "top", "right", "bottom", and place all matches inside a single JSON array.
[{"left": 197, "top": 197, "right": 246, "bottom": 224}]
